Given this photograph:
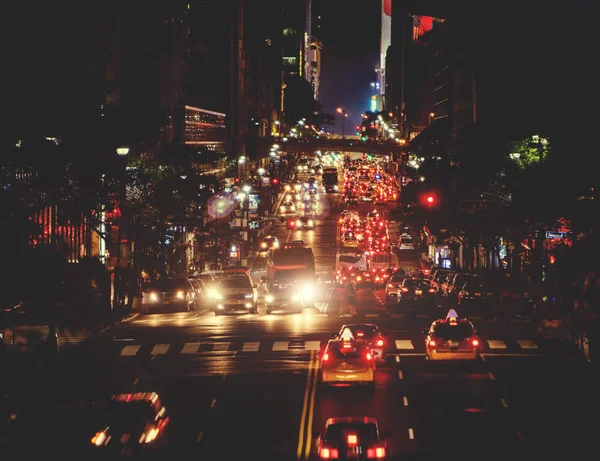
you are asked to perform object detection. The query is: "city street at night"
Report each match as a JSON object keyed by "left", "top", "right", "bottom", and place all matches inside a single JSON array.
[{"left": 3, "top": 196, "right": 597, "bottom": 459}]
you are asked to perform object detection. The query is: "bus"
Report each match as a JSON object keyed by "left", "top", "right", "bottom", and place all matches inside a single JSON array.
[
  {"left": 266, "top": 243, "right": 317, "bottom": 305},
  {"left": 336, "top": 249, "right": 368, "bottom": 272},
  {"left": 266, "top": 243, "right": 316, "bottom": 284},
  {"left": 322, "top": 167, "right": 339, "bottom": 192}
]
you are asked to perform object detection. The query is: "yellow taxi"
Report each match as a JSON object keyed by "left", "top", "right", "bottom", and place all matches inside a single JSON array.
[
  {"left": 320, "top": 340, "right": 376, "bottom": 389},
  {"left": 423, "top": 309, "right": 481, "bottom": 361}
]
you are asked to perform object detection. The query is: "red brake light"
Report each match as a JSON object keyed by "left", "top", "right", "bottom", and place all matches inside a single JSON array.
[
  {"left": 320, "top": 447, "right": 339, "bottom": 459},
  {"left": 428, "top": 340, "right": 436, "bottom": 347},
  {"left": 367, "top": 447, "right": 386, "bottom": 458},
  {"left": 322, "top": 353, "right": 329, "bottom": 361},
  {"left": 472, "top": 338, "right": 479, "bottom": 347},
  {"left": 347, "top": 434, "right": 358, "bottom": 446},
  {"left": 357, "top": 332, "right": 364, "bottom": 337},
  {"left": 342, "top": 342, "right": 352, "bottom": 349},
  {"left": 376, "top": 339, "right": 384, "bottom": 347},
  {"left": 428, "top": 288, "right": 435, "bottom": 293},
  {"left": 401, "top": 287, "right": 409, "bottom": 292},
  {"left": 366, "top": 352, "right": 373, "bottom": 361}
]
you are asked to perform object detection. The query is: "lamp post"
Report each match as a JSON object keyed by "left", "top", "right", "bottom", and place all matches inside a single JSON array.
[
  {"left": 240, "top": 184, "right": 251, "bottom": 266},
  {"left": 113, "top": 146, "right": 129, "bottom": 314},
  {"left": 336, "top": 108, "right": 348, "bottom": 139}
]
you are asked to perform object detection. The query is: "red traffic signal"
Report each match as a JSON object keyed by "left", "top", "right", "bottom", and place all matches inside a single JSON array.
[
  {"left": 272, "top": 178, "right": 279, "bottom": 184},
  {"left": 420, "top": 192, "right": 438, "bottom": 207},
  {"left": 426, "top": 196, "right": 434, "bottom": 203}
]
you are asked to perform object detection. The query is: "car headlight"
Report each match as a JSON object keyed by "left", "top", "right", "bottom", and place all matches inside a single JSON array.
[
  {"left": 301, "top": 284, "right": 314, "bottom": 298},
  {"left": 149, "top": 292, "right": 159, "bottom": 303},
  {"left": 280, "top": 206, "right": 285, "bottom": 212},
  {"left": 308, "top": 220, "right": 314, "bottom": 226},
  {"left": 296, "top": 220, "right": 302, "bottom": 227},
  {"left": 261, "top": 242, "right": 268, "bottom": 248},
  {"left": 176, "top": 290, "right": 185, "bottom": 300},
  {"left": 265, "top": 295, "right": 274, "bottom": 303},
  {"left": 292, "top": 294, "right": 301, "bottom": 302},
  {"left": 207, "top": 289, "right": 222, "bottom": 300},
  {"left": 244, "top": 293, "right": 253, "bottom": 298}
]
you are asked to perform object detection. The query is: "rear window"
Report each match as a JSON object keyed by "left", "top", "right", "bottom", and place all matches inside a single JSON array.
[
  {"left": 402, "top": 279, "right": 431, "bottom": 289},
  {"left": 328, "top": 344, "right": 369, "bottom": 359},
  {"left": 325, "top": 423, "right": 378, "bottom": 444},
  {"left": 433, "top": 323, "right": 473, "bottom": 340},
  {"left": 390, "top": 274, "right": 405, "bottom": 282},
  {"left": 345, "top": 325, "right": 378, "bottom": 339},
  {"left": 339, "top": 255, "right": 361, "bottom": 264}
]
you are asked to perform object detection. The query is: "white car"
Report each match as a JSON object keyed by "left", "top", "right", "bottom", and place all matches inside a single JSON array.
[{"left": 385, "top": 273, "right": 406, "bottom": 300}]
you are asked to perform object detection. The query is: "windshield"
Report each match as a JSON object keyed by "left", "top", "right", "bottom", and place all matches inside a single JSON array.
[
  {"left": 272, "top": 248, "right": 311, "bottom": 265},
  {"left": 151, "top": 278, "right": 188, "bottom": 292},
  {"left": 339, "top": 254, "right": 361, "bottom": 264},
  {"left": 325, "top": 423, "right": 378, "bottom": 444},
  {"left": 219, "top": 277, "right": 252, "bottom": 289},
  {"left": 433, "top": 323, "right": 474, "bottom": 340}
]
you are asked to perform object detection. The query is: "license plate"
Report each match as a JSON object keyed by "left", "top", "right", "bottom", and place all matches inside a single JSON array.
[
  {"left": 231, "top": 300, "right": 239, "bottom": 304},
  {"left": 474, "top": 293, "right": 481, "bottom": 296},
  {"left": 450, "top": 341, "right": 459, "bottom": 348},
  {"left": 415, "top": 290, "right": 422, "bottom": 295}
]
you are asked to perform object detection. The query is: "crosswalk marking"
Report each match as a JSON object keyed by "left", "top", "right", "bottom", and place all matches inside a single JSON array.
[
  {"left": 213, "top": 342, "right": 231, "bottom": 351},
  {"left": 305, "top": 340, "right": 322, "bottom": 351},
  {"left": 273, "top": 341, "right": 289, "bottom": 351},
  {"left": 242, "top": 342, "right": 260, "bottom": 352},
  {"left": 121, "top": 345, "right": 141, "bottom": 356},
  {"left": 395, "top": 340, "right": 414, "bottom": 350},
  {"left": 487, "top": 340, "right": 507, "bottom": 349},
  {"left": 181, "top": 343, "right": 200, "bottom": 354},
  {"left": 517, "top": 340, "right": 538, "bottom": 349},
  {"left": 365, "top": 313, "right": 380, "bottom": 318},
  {"left": 150, "top": 344, "right": 170, "bottom": 355}
]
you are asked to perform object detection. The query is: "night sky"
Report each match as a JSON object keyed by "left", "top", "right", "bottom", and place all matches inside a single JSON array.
[{"left": 317, "top": 0, "right": 381, "bottom": 135}]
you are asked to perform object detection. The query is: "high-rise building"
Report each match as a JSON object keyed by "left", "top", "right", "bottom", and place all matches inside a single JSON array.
[
  {"left": 281, "top": 0, "right": 321, "bottom": 100},
  {"left": 379, "top": 0, "right": 392, "bottom": 111}
]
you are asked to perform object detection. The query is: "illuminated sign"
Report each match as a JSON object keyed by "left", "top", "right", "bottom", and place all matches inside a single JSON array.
[
  {"left": 545, "top": 231, "right": 568, "bottom": 239},
  {"left": 370, "top": 95, "right": 377, "bottom": 112}
]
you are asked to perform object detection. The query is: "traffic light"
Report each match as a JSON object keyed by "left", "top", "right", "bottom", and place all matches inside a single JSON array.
[
  {"left": 420, "top": 191, "right": 438, "bottom": 207},
  {"left": 361, "top": 136, "right": 367, "bottom": 141},
  {"left": 271, "top": 178, "right": 279, "bottom": 184},
  {"left": 426, "top": 195, "right": 434, "bottom": 204}
]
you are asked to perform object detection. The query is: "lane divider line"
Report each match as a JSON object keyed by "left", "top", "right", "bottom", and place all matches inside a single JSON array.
[
  {"left": 403, "top": 396, "right": 408, "bottom": 406},
  {"left": 210, "top": 399, "right": 216, "bottom": 408},
  {"left": 408, "top": 428, "right": 415, "bottom": 439},
  {"left": 304, "top": 353, "right": 320, "bottom": 460},
  {"left": 398, "top": 371, "right": 403, "bottom": 379},
  {"left": 297, "top": 351, "right": 316, "bottom": 460},
  {"left": 501, "top": 398, "right": 508, "bottom": 408}
]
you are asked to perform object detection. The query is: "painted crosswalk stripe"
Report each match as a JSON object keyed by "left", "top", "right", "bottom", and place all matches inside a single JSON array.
[
  {"left": 212, "top": 342, "right": 231, "bottom": 352},
  {"left": 395, "top": 340, "right": 414, "bottom": 350},
  {"left": 365, "top": 313, "right": 380, "bottom": 318},
  {"left": 121, "top": 345, "right": 141, "bottom": 356},
  {"left": 150, "top": 344, "right": 170, "bottom": 355},
  {"left": 242, "top": 342, "right": 260, "bottom": 352},
  {"left": 181, "top": 343, "right": 200, "bottom": 354},
  {"left": 305, "top": 341, "right": 321, "bottom": 351},
  {"left": 517, "top": 340, "right": 539, "bottom": 349},
  {"left": 273, "top": 341, "right": 289, "bottom": 351},
  {"left": 487, "top": 340, "right": 507, "bottom": 349}
]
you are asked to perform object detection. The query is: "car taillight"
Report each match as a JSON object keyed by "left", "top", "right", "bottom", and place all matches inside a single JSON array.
[
  {"left": 321, "top": 447, "right": 339, "bottom": 459},
  {"left": 428, "top": 340, "right": 436, "bottom": 347},
  {"left": 387, "top": 284, "right": 393, "bottom": 288},
  {"left": 401, "top": 287, "right": 409, "bottom": 292},
  {"left": 347, "top": 434, "right": 358, "bottom": 445},
  {"left": 366, "top": 352, "right": 373, "bottom": 361},
  {"left": 367, "top": 447, "right": 386, "bottom": 458},
  {"left": 471, "top": 338, "right": 479, "bottom": 347},
  {"left": 376, "top": 338, "right": 384, "bottom": 347},
  {"left": 322, "top": 353, "right": 329, "bottom": 361}
]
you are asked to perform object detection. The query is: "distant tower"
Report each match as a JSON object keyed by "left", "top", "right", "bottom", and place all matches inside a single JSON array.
[{"left": 380, "top": 0, "right": 392, "bottom": 111}]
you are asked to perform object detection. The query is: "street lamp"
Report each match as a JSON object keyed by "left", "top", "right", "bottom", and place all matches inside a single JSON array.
[
  {"left": 336, "top": 108, "right": 348, "bottom": 139},
  {"left": 113, "top": 146, "right": 130, "bottom": 313},
  {"left": 116, "top": 147, "right": 130, "bottom": 156}
]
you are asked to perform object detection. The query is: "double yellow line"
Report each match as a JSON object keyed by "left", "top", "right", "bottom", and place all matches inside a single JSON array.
[{"left": 297, "top": 350, "right": 320, "bottom": 460}]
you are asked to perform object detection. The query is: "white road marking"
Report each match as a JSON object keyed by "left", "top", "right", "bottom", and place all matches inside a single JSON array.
[
  {"left": 403, "top": 396, "right": 408, "bottom": 406},
  {"left": 365, "top": 313, "right": 380, "bottom": 318},
  {"left": 489, "top": 372, "right": 496, "bottom": 380},
  {"left": 150, "top": 344, "right": 170, "bottom": 355},
  {"left": 210, "top": 399, "right": 216, "bottom": 408},
  {"left": 212, "top": 342, "right": 231, "bottom": 352},
  {"left": 395, "top": 340, "right": 414, "bottom": 350},
  {"left": 242, "top": 342, "right": 260, "bottom": 352},
  {"left": 517, "top": 340, "right": 539, "bottom": 349},
  {"left": 501, "top": 398, "right": 508, "bottom": 408},
  {"left": 197, "top": 432, "right": 203, "bottom": 442},
  {"left": 487, "top": 340, "right": 507, "bottom": 349},
  {"left": 396, "top": 356, "right": 401, "bottom": 363},
  {"left": 181, "top": 343, "right": 200, "bottom": 354},
  {"left": 273, "top": 341, "right": 290, "bottom": 351},
  {"left": 408, "top": 428, "right": 415, "bottom": 439},
  {"left": 120, "top": 345, "right": 141, "bottom": 356},
  {"left": 398, "top": 371, "right": 403, "bottom": 379},
  {"left": 132, "top": 378, "right": 139, "bottom": 386},
  {"left": 305, "top": 341, "right": 322, "bottom": 351}
]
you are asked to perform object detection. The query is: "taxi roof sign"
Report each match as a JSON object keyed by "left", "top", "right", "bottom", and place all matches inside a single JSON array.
[{"left": 446, "top": 309, "right": 459, "bottom": 320}]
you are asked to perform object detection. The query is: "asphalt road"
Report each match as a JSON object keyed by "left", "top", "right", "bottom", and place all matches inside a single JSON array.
[{"left": 2, "top": 193, "right": 597, "bottom": 460}]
